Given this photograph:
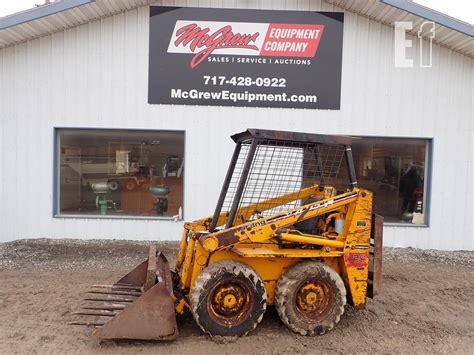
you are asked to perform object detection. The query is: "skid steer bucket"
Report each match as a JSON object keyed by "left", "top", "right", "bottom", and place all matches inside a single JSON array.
[
  {"left": 70, "top": 245, "right": 178, "bottom": 340},
  {"left": 368, "top": 213, "right": 383, "bottom": 298}
]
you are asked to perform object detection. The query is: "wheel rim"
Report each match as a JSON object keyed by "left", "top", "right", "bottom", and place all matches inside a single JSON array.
[
  {"left": 208, "top": 280, "right": 252, "bottom": 326},
  {"left": 108, "top": 181, "right": 118, "bottom": 190},
  {"left": 294, "top": 279, "right": 335, "bottom": 322}
]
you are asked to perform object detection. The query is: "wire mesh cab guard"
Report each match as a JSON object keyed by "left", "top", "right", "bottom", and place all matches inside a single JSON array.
[{"left": 209, "top": 129, "right": 357, "bottom": 232}]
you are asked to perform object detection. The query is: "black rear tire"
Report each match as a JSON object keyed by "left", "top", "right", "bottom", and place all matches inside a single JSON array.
[
  {"left": 190, "top": 260, "right": 266, "bottom": 338},
  {"left": 275, "top": 261, "right": 346, "bottom": 335}
]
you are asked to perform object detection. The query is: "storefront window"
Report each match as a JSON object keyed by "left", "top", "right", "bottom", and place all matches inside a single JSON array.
[
  {"left": 321, "top": 137, "right": 430, "bottom": 224},
  {"left": 351, "top": 137, "right": 430, "bottom": 225},
  {"left": 56, "top": 129, "right": 184, "bottom": 218}
]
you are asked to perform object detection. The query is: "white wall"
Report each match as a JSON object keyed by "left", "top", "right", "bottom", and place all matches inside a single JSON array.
[{"left": 0, "top": 1, "right": 472, "bottom": 250}]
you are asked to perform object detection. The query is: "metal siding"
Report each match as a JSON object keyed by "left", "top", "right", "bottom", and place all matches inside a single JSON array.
[{"left": 0, "top": 1, "right": 472, "bottom": 250}]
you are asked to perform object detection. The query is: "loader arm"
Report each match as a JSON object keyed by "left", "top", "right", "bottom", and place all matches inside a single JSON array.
[
  {"left": 176, "top": 185, "right": 327, "bottom": 272},
  {"left": 199, "top": 189, "right": 359, "bottom": 251},
  {"left": 189, "top": 184, "right": 323, "bottom": 230}
]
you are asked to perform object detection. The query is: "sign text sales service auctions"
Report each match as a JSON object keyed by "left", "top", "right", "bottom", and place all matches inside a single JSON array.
[{"left": 148, "top": 7, "right": 344, "bottom": 109}]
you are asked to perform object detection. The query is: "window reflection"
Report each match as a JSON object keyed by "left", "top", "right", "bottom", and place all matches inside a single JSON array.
[
  {"left": 352, "top": 137, "right": 427, "bottom": 224},
  {"left": 58, "top": 129, "right": 184, "bottom": 218},
  {"left": 322, "top": 137, "right": 428, "bottom": 224}
]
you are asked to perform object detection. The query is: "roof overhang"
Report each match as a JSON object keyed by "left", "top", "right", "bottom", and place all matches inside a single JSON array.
[
  {"left": 0, "top": 0, "right": 472, "bottom": 57},
  {"left": 0, "top": 0, "right": 94, "bottom": 30},
  {"left": 325, "top": 0, "right": 472, "bottom": 57},
  {"left": 381, "top": 0, "right": 472, "bottom": 36},
  {"left": 0, "top": 0, "right": 152, "bottom": 49}
]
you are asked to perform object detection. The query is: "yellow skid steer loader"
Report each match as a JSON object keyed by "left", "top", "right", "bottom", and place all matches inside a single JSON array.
[{"left": 70, "top": 129, "right": 383, "bottom": 340}]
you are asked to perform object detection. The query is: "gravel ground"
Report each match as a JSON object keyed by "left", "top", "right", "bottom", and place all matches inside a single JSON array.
[
  {"left": 0, "top": 239, "right": 472, "bottom": 354},
  {"left": 1, "top": 238, "right": 471, "bottom": 271},
  {"left": 0, "top": 239, "right": 179, "bottom": 271}
]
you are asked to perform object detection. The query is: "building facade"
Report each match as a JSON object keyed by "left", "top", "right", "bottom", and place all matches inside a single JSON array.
[{"left": 0, "top": 0, "right": 472, "bottom": 250}]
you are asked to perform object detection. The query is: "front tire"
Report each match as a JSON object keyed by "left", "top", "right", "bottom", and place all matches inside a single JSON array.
[
  {"left": 275, "top": 261, "right": 346, "bottom": 335},
  {"left": 190, "top": 260, "right": 266, "bottom": 338}
]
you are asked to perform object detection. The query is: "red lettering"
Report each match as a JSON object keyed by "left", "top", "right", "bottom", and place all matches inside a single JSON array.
[{"left": 173, "top": 24, "right": 260, "bottom": 68}]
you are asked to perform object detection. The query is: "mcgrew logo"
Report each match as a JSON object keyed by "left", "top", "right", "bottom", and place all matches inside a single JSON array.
[
  {"left": 167, "top": 20, "right": 325, "bottom": 68},
  {"left": 173, "top": 23, "right": 259, "bottom": 68}
]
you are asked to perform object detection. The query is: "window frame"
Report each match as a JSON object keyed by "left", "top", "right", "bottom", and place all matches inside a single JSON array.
[
  {"left": 349, "top": 135, "right": 433, "bottom": 227},
  {"left": 53, "top": 127, "right": 186, "bottom": 220}
]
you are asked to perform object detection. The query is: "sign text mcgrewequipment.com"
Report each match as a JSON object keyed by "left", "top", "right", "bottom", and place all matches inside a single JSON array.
[{"left": 148, "top": 7, "right": 344, "bottom": 109}]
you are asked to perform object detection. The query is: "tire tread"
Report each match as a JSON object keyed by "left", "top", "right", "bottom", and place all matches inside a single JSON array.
[
  {"left": 190, "top": 260, "right": 266, "bottom": 339},
  {"left": 275, "top": 261, "right": 346, "bottom": 336}
]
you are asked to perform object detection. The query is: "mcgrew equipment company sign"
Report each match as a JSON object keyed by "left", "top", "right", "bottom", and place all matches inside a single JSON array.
[{"left": 148, "top": 7, "right": 344, "bottom": 109}]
